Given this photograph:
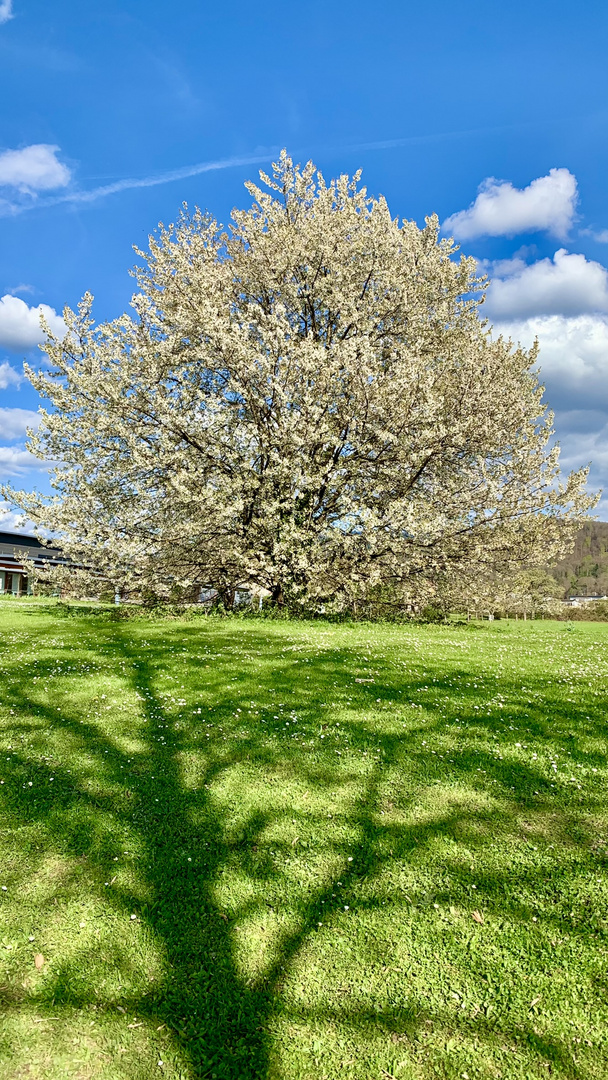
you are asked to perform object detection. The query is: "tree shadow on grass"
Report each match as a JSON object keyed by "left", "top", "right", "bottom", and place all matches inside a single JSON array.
[
  {"left": 0, "top": 613, "right": 606, "bottom": 1077},
  {"left": 1, "top": 620, "right": 280, "bottom": 1076}
]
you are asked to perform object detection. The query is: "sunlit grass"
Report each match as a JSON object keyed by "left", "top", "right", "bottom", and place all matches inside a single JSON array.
[{"left": 0, "top": 606, "right": 606, "bottom": 1079}]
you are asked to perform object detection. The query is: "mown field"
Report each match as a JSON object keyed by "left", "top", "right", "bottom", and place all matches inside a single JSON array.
[{"left": 0, "top": 605, "right": 606, "bottom": 1080}]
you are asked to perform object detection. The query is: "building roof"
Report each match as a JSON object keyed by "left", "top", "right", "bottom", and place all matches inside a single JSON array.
[
  {"left": 0, "top": 531, "right": 45, "bottom": 549},
  {"left": 0, "top": 530, "right": 65, "bottom": 571},
  {"left": 567, "top": 594, "right": 608, "bottom": 602}
]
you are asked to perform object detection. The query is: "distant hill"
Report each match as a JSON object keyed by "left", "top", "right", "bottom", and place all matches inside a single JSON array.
[{"left": 550, "top": 522, "right": 608, "bottom": 598}]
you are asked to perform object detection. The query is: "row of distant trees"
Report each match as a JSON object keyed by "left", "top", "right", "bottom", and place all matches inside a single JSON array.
[{"left": 3, "top": 153, "right": 597, "bottom": 613}]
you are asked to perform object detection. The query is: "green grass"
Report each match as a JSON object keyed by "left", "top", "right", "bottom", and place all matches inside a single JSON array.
[{"left": 0, "top": 606, "right": 606, "bottom": 1080}]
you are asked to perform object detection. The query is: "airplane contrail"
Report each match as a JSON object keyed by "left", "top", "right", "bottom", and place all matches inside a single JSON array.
[
  {"left": 0, "top": 121, "right": 534, "bottom": 217},
  {"left": 54, "top": 149, "right": 280, "bottom": 205},
  {"left": 0, "top": 149, "right": 280, "bottom": 217}
]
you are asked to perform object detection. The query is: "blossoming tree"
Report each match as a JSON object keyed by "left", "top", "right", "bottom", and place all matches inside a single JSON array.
[{"left": 3, "top": 153, "right": 595, "bottom": 607}]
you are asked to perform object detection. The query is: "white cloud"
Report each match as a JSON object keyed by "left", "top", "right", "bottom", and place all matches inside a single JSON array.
[
  {"left": 493, "top": 313, "right": 608, "bottom": 413},
  {"left": 0, "top": 144, "right": 70, "bottom": 193},
  {"left": 493, "top": 313, "right": 608, "bottom": 511},
  {"left": 552, "top": 422, "right": 608, "bottom": 515},
  {"left": 444, "top": 168, "right": 577, "bottom": 241},
  {"left": 484, "top": 249, "right": 608, "bottom": 320},
  {"left": 0, "top": 361, "right": 21, "bottom": 388},
  {"left": 0, "top": 148, "right": 278, "bottom": 217},
  {"left": 0, "top": 503, "right": 35, "bottom": 533},
  {"left": 558, "top": 426, "right": 608, "bottom": 476},
  {"left": 0, "top": 407, "right": 39, "bottom": 440},
  {"left": 0, "top": 294, "right": 66, "bottom": 351},
  {"left": 9, "top": 283, "right": 36, "bottom": 296},
  {"left": 580, "top": 227, "right": 608, "bottom": 244},
  {"left": 0, "top": 1, "right": 13, "bottom": 25},
  {"left": 0, "top": 445, "right": 48, "bottom": 476}
]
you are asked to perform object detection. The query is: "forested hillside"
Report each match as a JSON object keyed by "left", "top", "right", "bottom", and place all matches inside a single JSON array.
[{"left": 551, "top": 521, "right": 608, "bottom": 597}]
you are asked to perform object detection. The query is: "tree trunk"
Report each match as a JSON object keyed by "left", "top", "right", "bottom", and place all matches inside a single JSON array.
[
  {"left": 270, "top": 583, "right": 284, "bottom": 607},
  {"left": 222, "top": 587, "right": 235, "bottom": 610}
]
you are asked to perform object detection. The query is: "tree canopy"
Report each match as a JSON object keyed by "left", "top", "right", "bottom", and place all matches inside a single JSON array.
[{"left": 4, "top": 153, "right": 596, "bottom": 608}]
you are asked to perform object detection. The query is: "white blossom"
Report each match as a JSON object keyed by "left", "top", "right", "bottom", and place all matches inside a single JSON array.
[{"left": 2, "top": 153, "right": 594, "bottom": 606}]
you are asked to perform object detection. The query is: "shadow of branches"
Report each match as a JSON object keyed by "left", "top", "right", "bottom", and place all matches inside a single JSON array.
[{"left": 0, "top": 612, "right": 605, "bottom": 1078}]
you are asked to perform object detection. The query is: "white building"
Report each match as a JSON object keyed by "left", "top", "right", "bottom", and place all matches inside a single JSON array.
[{"left": 566, "top": 594, "right": 608, "bottom": 607}]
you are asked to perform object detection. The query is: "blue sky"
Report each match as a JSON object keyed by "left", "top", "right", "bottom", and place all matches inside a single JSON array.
[{"left": 1, "top": 0, "right": 608, "bottom": 523}]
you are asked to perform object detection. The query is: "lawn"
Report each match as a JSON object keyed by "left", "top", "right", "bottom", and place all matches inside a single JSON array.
[{"left": 0, "top": 605, "right": 606, "bottom": 1080}]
